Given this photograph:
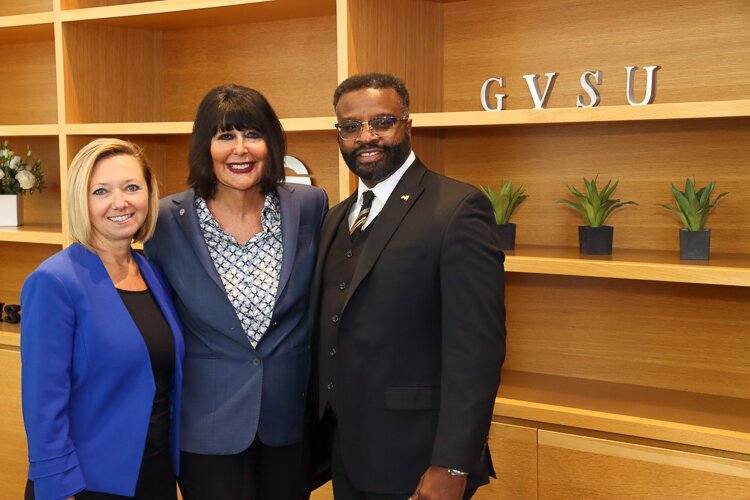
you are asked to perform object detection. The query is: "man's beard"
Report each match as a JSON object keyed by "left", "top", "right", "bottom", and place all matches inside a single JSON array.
[{"left": 341, "top": 134, "right": 411, "bottom": 186}]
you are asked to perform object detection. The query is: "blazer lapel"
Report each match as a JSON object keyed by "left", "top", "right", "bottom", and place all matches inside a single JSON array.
[
  {"left": 275, "top": 184, "right": 300, "bottom": 302},
  {"left": 342, "top": 162, "right": 427, "bottom": 312},
  {"left": 171, "top": 189, "right": 225, "bottom": 292}
]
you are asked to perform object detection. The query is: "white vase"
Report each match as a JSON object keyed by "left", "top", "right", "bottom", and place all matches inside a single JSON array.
[{"left": 0, "top": 194, "right": 23, "bottom": 226}]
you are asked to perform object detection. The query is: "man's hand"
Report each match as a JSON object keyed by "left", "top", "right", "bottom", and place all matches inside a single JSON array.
[{"left": 409, "top": 465, "right": 467, "bottom": 500}]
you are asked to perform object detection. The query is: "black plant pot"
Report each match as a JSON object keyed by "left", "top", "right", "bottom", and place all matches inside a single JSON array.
[
  {"left": 680, "top": 228, "right": 710, "bottom": 260},
  {"left": 494, "top": 223, "right": 516, "bottom": 250},
  {"left": 578, "top": 225, "right": 613, "bottom": 255}
]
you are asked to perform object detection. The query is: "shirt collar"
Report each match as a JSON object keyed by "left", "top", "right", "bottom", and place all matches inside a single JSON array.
[
  {"left": 356, "top": 150, "right": 416, "bottom": 204},
  {"left": 196, "top": 191, "right": 281, "bottom": 237}
]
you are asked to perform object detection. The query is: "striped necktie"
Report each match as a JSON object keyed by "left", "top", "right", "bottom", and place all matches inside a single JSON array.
[{"left": 350, "top": 190, "right": 375, "bottom": 235}]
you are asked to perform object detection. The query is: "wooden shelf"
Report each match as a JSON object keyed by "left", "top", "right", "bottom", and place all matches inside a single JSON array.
[
  {"left": 0, "top": 225, "right": 63, "bottom": 245},
  {"left": 412, "top": 100, "right": 750, "bottom": 128},
  {"left": 495, "top": 370, "right": 750, "bottom": 455},
  {"left": 60, "top": 0, "right": 336, "bottom": 28},
  {"left": 0, "top": 124, "right": 59, "bottom": 136},
  {"left": 504, "top": 245, "right": 750, "bottom": 287},
  {"left": 0, "top": 13, "right": 53, "bottom": 28},
  {"left": 0, "top": 326, "right": 20, "bottom": 348},
  {"left": 64, "top": 117, "right": 336, "bottom": 135}
]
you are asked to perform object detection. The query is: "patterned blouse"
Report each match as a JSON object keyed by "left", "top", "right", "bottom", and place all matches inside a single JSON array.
[{"left": 196, "top": 192, "right": 283, "bottom": 348}]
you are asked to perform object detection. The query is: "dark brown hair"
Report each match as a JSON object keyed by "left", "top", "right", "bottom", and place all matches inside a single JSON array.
[{"left": 188, "top": 84, "right": 286, "bottom": 198}]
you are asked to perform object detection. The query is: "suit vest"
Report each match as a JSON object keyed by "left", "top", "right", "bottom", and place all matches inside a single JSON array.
[{"left": 317, "top": 214, "right": 374, "bottom": 416}]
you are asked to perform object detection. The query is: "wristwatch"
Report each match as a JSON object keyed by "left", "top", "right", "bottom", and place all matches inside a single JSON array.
[{"left": 447, "top": 468, "right": 468, "bottom": 476}]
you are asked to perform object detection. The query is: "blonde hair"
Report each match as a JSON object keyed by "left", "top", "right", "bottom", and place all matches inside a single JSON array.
[{"left": 67, "top": 138, "right": 159, "bottom": 251}]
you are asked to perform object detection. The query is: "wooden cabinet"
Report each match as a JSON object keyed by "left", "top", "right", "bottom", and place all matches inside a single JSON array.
[
  {"left": 1, "top": 0, "right": 748, "bottom": 497},
  {"left": 538, "top": 431, "right": 750, "bottom": 500}
]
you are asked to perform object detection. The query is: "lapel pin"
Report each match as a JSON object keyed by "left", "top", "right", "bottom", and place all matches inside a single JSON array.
[
  {"left": 179, "top": 208, "right": 186, "bottom": 216},
  {"left": 401, "top": 194, "right": 410, "bottom": 201}
]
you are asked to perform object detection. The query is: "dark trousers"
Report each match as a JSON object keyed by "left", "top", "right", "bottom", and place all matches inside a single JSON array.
[
  {"left": 178, "top": 438, "right": 309, "bottom": 500},
  {"left": 25, "top": 449, "right": 176, "bottom": 500}
]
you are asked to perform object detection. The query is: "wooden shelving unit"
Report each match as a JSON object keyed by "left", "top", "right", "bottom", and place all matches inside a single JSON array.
[{"left": 1, "top": 0, "right": 748, "bottom": 498}]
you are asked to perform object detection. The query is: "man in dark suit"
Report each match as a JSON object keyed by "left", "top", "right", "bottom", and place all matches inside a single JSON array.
[{"left": 311, "top": 73, "right": 506, "bottom": 499}]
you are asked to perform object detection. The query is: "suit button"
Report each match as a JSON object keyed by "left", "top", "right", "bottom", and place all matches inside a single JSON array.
[
  {"left": 339, "top": 282, "right": 346, "bottom": 290},
  {"left": 331, "top": 314, "right": 339, "bottom": 323},
  {"left": 252, "top": 358, "right": 261, "bottom": 366},
  {"left": 345, "top": 250, "right": 353, "bottom": 258},
  {"left": 329, "top": 348, "right": 336, "bottom": 357},
  {"left": 326, "top": 382, "right": 334, "bottom": 390}
]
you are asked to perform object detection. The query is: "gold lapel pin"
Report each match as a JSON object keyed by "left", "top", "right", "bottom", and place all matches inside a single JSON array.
[{"left": 401, "top": 194, "right": 410, "bottom": 201}]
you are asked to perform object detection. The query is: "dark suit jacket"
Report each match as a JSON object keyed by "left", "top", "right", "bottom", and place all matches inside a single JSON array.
[
  {"left": 21, "top": 243, "right": 184, "bottom": 500},
  {"left": 310, "top": 159, "right": 506, "bottom": 494},
  {"left": 145, "top": 183, "right": 327, "bottom": 453}
]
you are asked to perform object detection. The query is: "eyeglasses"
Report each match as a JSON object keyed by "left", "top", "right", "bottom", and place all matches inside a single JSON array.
[{"left": 335, "top": 116, "right": 408, "bottom": 140}]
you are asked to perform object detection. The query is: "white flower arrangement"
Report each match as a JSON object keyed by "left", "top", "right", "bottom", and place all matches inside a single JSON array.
[{"left": 0, "top": 140, "right": 45, "bottom": 195}]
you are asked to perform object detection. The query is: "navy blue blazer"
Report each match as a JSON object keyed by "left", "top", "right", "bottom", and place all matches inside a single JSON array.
[
  {"left": 21, "top": 243, "right": 184, "bottom": 500},
  {"left": 145, "top": 183, "right": 327, "bottom": 453}
]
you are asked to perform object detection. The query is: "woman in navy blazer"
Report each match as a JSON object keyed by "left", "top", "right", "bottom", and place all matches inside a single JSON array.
[
  {"left": 144, "top": 85, "right": 327, "bottom": 500},
  {"left": 21, "top": 139, "right": 184, "bottom": 500}
]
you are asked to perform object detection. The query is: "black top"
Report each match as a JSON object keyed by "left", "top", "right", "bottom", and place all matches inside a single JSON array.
[{"left": 117, "top": 288, "right": 175, "bottom": 457}]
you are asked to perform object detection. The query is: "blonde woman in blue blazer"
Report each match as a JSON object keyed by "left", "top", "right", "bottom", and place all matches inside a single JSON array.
[{"left": 21, "top": 139, "right": 184, "bottom": 500}]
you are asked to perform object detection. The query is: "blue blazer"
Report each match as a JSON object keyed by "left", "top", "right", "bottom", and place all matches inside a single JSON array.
[
  {"left": 145, "top": 183, "right": 327, "bottom": 453},
  {"left": 21, "top": 243, "right": 184, "bottom": 500}
]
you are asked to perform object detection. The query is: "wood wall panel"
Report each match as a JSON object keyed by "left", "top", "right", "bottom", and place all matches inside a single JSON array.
[
  {"left": 346, "top": 0, "right": 443, "bottom": 113},
  {"left": 286, "top": 131, "right": 341, "bottom": 201},
  {"left": 0, "top": 0, "right": 51, "bottom": 16},
  {"left": 0, "top": 243, "right": 60, "bottom": 304},
  {"left": 503, "top": 273, "right": 750, "bottom": 400},
  {"left": 163, "top": 16, "right": 337, "bottom": 121},
  {"left": 0, "top": 40, "right": 57, "bottom": 125},
  {"left": 440, "top": 118, "right": 750, "bottom": 254},
  {"left": 443, "top": 0, "right": 750, "bottom": 111},
  {"left": 0, "top": 348, "right": 26, "bottom": 499},
  {"left": 475, "top": 421, "right": 538, "bottom": 499},
  {"left": 63, "top": 23, "right": 163, "bottom": 123}
]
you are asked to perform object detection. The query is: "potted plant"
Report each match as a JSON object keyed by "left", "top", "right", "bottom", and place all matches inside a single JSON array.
[
  {"left": 659, "top": 178, "right": 728, "bottom": 260},
  {"left": 481, "top": 181, "right": 528, "bottom": 250},
  {"left": 0, "top": 140, "right": 45, "bottom": 227},
  {"left": 558, "top": 176, "right": 638, "bottom": 255}
]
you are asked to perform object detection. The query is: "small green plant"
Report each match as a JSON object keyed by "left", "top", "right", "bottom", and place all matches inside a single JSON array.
[
  {"left": 481, "top": 181, "right": 528, "bottom": 224},
  {"left": 558, "top": 176, "right": 637, "bottom": 227},
  {"left": 660, "top": 178, "right": 728, "bottom": 231}
]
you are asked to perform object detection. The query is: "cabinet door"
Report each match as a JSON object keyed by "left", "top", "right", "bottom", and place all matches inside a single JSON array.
[
  {"left": 539, "top": 430, "right": 750, "bottom": 500},
  {"left": 475, "top": 421, "right": 537, "bottom": 499},
  {"left": 0, "top": 348, "right": 26, "bottom": 499}
]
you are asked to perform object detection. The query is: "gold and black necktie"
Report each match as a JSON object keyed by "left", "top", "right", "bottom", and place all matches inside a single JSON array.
[{"left": 350, "top": 190, "right": 374, "bottom": 235}]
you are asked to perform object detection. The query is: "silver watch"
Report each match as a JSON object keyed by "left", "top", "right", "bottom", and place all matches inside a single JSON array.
[{"left": 447, "top": 468, "right": 468, "bottom": 476}]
